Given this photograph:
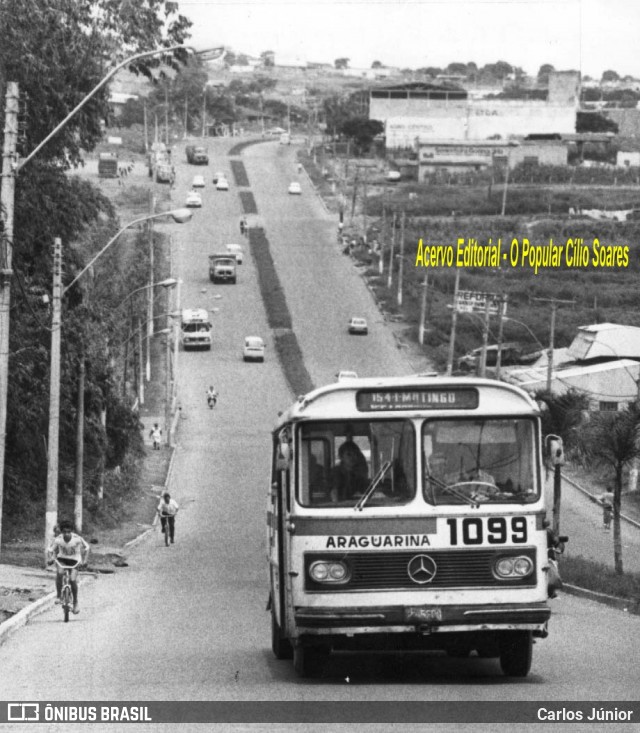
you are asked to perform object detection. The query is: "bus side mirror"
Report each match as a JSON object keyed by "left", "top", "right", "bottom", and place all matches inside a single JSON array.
[{"left": 545, "top": 435, "right": 565, "bottom": 466}]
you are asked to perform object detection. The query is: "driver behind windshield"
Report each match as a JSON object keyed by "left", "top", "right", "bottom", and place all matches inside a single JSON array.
[{"left": 330, "top": 439, "right": 369, "bottom": 503}]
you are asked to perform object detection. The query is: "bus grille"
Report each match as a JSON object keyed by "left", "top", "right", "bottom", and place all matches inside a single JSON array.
[{"left": 304, "top": 549, "right": 537, "bottom": 591}]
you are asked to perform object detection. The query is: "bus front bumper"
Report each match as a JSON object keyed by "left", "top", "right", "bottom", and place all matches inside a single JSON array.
[{"left": 294, "top": 602, "right": 550, "bottom": 637}]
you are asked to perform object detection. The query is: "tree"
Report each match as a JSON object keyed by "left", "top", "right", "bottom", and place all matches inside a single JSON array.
[
  {"left": 371, "top": 60, "right": 383, "bottom": 69},
  {"left": 260, "top": 50, "right": 275, "bottom": 67},
  {"left": 579, "top": 408, "right": 640, "bottom": 574},
  {"left": 537, "top": 64, "right": 555, "bottom": 85},
  {"left": 535, "top": 389, "right": 589, "bottom": 453},
  {"left": 446, "top": 62, "right": 468, "bottom": 76},
  {"left": 576, "top": 111, "right": 619, "bottom": 134},
  {"left": 0, "top": 0, "right": 192, "bottom": 168},
  {"left": 339, "top": 117, "right": 384, "bottom": 154},
  {"left": 601, "top": 69, "right": 620, "bottom": 83},
  {"left": 0, "top": 0, "right": 191, "bottom": 528},
  {"left": 334, "top": 58, "right": 350, "bottom": 70}
]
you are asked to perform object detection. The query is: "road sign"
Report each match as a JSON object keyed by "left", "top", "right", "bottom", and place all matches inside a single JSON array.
[{"left": 455, "top": 290, "right": 506, "bottom": 315}]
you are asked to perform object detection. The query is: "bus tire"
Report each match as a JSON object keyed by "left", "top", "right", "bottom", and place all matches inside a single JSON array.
[
  {"left": 271, "top": 609, "right": 293, "bottom": 660},
  {"left": 293, "top": 645, "right": 327, "bottom": 678},
  {"left": 499, "top": 631, "right": 532, "bottom": 677}
]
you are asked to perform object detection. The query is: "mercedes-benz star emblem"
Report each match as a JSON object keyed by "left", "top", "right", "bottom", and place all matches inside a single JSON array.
[{"left": 407, "top": 554, "right": 437, "bottom": 584}]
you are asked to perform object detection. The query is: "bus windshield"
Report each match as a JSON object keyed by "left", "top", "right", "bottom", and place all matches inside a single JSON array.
[
  {"left": 298, "top": 420, "right": 416, "bottom": 508},
  {"left": 422, "top": 418, "right": 539, "bottom": 505}
]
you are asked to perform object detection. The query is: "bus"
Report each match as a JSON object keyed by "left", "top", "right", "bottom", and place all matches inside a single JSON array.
[{"left": 267, "top": 376, "right": 551, "bottom": 678}]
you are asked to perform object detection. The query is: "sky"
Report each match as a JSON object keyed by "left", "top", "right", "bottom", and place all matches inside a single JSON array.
[{"left": 177, "top": 0, "right": 640, "bottom": 80}]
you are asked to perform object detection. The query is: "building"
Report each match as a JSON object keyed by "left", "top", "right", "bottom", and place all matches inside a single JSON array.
[
  {"left": 416, "top": 138, "right": 567, "bottom": 177},
  {"left": 502, "top": 323, "right": 640, "bottom": 411},
  {"left": 371, "top": 72, "right": 580, "bottom": 149},
  {"left": 503, "top": 359, "right": 640, "bottom": 411},
  {"left": 617, "top": 151, "right": 640, "bottom": 167}
]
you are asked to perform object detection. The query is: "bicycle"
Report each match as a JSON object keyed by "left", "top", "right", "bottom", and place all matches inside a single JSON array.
[
  {"left": 160, "top": 513, "right": 173, "bottom": 546},
  {"left": 55, "top": 557, "right": 81, "bottom": 622}
]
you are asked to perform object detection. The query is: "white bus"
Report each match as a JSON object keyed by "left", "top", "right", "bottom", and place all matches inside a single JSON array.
[{"left": 268, "top": 376, "right": 550, "bottom": 678}]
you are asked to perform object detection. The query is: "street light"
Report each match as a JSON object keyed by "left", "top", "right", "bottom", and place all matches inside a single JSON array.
[
  {"left": 64, "top": 209, "right": 191, "bottom": 294},
  {"left": 44, "top": 210, "right": 191, "bottom": 560},
  {"left": 118, "top": 280, "right": 178, "bottom": 405}
]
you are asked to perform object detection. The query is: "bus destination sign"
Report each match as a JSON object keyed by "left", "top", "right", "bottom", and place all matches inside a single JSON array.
[{"left": 356, "top": 388, "right": 479, "bottom": 412}]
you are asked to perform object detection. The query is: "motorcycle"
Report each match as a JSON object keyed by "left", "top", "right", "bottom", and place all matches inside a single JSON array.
[
  {"left": 547, "top": 529, "right": 568, "bottom": 599},
  {"left": 207, "top": 393, "right": 218, "bottom": 410}
]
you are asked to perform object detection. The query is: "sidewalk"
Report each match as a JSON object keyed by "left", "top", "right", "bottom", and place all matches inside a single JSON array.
[{"left": 0, "top": 332, "right": 176, "bottom": 646}]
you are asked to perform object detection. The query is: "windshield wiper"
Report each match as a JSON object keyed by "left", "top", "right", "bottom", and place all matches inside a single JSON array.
[
  {"left": 424, "top": 474, "right": 479, "bottom": 508},
  {"left": 355, "top": 460, "right": 392, "bottom": 511}
]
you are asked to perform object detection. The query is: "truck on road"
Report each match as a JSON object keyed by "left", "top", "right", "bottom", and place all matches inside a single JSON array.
[
  {"left": 209, "top": 254, "right": 237, "bottom": 284},
  {"left": 98, "top": 152, "right": 118, "bottom": 178},
  {"left": 186, "top": 145, "right": 209, "bottom": 165}
]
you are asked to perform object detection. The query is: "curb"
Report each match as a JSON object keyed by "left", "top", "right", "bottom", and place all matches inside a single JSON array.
[
  {"left": 125, "top": 443, "right": 179, "bottom": 549},
  {"left": 561, "top": 473, "right": 640, "bottom": 529},
  {"left": 0, "top": 444, "right": 180, "bottom": 642},
  {"left": 562, "top": 582, "right": 640, "bottom": 614},
  {"left": 0, "top": 574, "right": 95, "bottom": 648}
]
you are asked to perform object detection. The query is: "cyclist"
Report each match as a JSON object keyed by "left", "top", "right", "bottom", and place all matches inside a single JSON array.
[
  {"left": 157, "top": 492, "right": 179, "bottom": 544},
  {"left": 48, "top": 520, "right": 90, "bottom": 614},
  {"left": 206, "top": 385, "right": 218, "bottom": 409}
]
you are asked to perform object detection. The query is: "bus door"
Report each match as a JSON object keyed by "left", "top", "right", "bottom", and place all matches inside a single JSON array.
[{"left": 269, "top": 427, "right": 293, "bottom": 634}]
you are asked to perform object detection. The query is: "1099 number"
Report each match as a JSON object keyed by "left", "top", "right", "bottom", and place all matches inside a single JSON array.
[{"left": 446, "top": 516, "right": 527, "bottom": 545}]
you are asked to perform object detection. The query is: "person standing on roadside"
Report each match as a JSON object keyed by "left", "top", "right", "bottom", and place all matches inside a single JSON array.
[
  {"left": 599, "top": 488, "right": 614, "bottom": 530},
  {"left": 149, "top": 423, "right": 162, "bottom": 451},
  {"left": 157, "top": 492, "right": 179, "bottom": 544}
]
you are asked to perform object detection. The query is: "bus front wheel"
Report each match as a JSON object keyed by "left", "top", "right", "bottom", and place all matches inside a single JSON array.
[
  {"left": 499, "top": 631, "right": 533, "bottom": 677},
  {"left": 271, "top": 609, "right": 293, "bottom": 660},
  {"left": 293, "top": 645, "right": 328, "bottom": 678}
]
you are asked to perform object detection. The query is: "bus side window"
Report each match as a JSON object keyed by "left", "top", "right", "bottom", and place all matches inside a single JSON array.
[{"left": 303, "top": 439, "right": 330, "bottom": 505}]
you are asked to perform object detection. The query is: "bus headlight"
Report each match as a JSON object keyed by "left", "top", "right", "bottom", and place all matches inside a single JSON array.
[
  {"left": 309, "top": 560, "right": 350, "bottom": 584},
  {"left": 493, "top": 555, "right": 533, "bottom": 580}
]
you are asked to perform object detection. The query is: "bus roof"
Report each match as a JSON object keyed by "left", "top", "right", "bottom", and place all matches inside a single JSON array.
[{"left": 274, "top": 376, "right": 540, "bottom": 429}]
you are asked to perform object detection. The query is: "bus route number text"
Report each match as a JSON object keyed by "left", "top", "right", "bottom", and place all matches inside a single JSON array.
[{"left": 446, "top": 517, "right": 527, "bottom": 545}]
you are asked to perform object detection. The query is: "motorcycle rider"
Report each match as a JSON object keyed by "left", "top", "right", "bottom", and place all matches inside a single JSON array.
[{"left": 206, "top": 385, "right": 218, "bottom": 408}]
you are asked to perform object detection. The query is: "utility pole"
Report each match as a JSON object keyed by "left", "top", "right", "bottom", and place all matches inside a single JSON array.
[
  {"left": 202, "top": 85, "right": 206, "bottom": 138},
  {"left": 495, "top": 295, "right": 507, "bottom": 380},
  {"left": 147, "top": 192, "right": 156, "bottom": 381},
  {"left": 397, "top": 210, "right": 405, "bottom": 306},
  {"left": 418, "top": 272, "right": 429, "bottom": 345},
  {"left": 446, "top": 267, "right": 461, "bottom": 376},
  {"left": 479, "top": 298, "right": 491, "bottom": 378},
  {"left": 184, "top": 98, "right": 188, "bottom": 138},
  {"left": 379, "top": 206, "right": 386, "bottom": 275},
  {"left": 533, "top": 297, "right": 574, "bottom": 393},
  {"left": 387, "top": 212, "right": 396, "bottom": 289},
  {"left": 74, "top": 342, "right": 85, "bottom": 533},
  {"left": 45, "top": 238, "right": 62, "bottom": 563},
  {"left": 143, "top": 101, "right": 149, "bottom": 154},
  {"left": 362, "top": 169, "right": 368, "bottom": 243},
  {"left": 164, "top": 84, "right": 169, "bottom": 147},
  {"left": 0, "top": 81, "right": 18, "bottom": 553}
]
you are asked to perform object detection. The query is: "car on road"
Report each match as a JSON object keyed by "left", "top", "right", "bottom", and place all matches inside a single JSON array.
[
  {"left": 457, "top": 342, "right": 540, "bottom": 372},
  {"left": 264, "top": 126, "right": 286, "bottom": 137},
  {"left": 348, "top": 317, "right": 368, "bottom": 335},
  {"left": 288, "top": 181, "right": 302, "bottom": 195},
  {"left": 212, "top": 171, "right": 224, "bottom": 184},
  {"left": 192, "top": 174, "right": 206, "bottom": 188},
  {"left": 216, "top": 177, "right": 229, "bottom": 191},
  {"left": 243, "top": 336, "right": 265, "bottom": 362},
  {"left": 185, "top": 190, "right": 202, "bottom": 208},
  {"left": 225, "top": 243, "right": 244, "bottom": 264},
  {"left": 336, "top": 370, "right": 358, "bottom": 381},
  {"left": 386, "top": 170, "right": 402, "bottom": 182}
]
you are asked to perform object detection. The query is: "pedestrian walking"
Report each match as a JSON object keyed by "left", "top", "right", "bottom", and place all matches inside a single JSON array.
[
  {"left": 599, "top": 488, "right": 614, "bottom": 530},
  {"left": 149, "top": 423, "right": 162, "bottom": 451}
]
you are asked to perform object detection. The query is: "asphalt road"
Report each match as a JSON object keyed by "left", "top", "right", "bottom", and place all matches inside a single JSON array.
[{"left": 1, "top": 138, "right": 640, "bottom": 726}]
